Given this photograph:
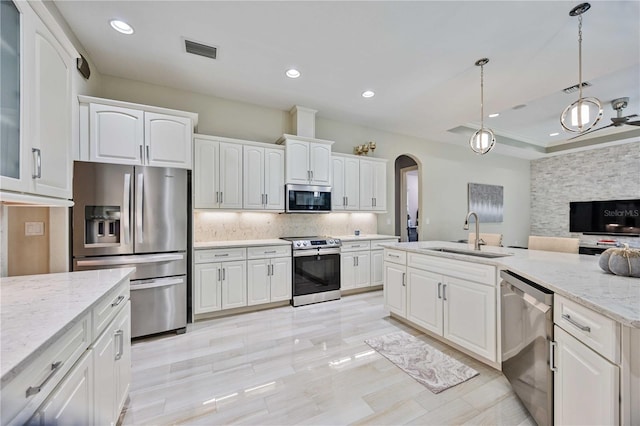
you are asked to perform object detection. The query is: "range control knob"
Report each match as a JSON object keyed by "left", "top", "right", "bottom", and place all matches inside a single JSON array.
[
  {"left": 328, "top": 239, "right": 334, "bottom": 244},
  {"left": 302, "top": 241, "right": 309, "bottom": 246},
  {"left": 295, "top": 242, "right": 301, "bottom": 247}
]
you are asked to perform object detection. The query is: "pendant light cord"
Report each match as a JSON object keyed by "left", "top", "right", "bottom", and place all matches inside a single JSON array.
[
  {"left": 480, "top": 63, "right": 485, "bottom": 131},
  {"left": 577, "top": 14, "right": 583, "bottom": 129}
]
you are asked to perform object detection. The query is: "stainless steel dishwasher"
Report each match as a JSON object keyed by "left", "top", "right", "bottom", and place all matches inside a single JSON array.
[{"left": 501, "top": 270, "right": 554, "bottom": 426}]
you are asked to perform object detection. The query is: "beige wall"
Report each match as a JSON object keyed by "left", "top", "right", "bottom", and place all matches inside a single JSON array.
[
  {"left": 100, "top": 75, "right": 532, "bottom": 246},
  {"left": 7, "top": 207, "right": 50, "bottom": 276}
]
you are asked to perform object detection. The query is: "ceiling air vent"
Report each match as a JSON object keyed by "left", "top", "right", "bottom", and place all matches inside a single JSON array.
[
  {"left": 562, "top": 81, "right": 592, "bottom": 94},
  {"left": 185, "top": 39, "right": 217, "bottom": 59}
]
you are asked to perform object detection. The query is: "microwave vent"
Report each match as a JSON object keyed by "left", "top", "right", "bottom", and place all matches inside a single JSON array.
[{"left": 185, "top": 39, "right": 218, "bottom": 60}]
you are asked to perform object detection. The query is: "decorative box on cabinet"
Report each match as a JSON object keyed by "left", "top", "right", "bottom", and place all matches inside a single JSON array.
[
  {"left": 193, "top": 135, "right": 243, "bottom": 209},
  {"left": 246, "top": 245, "right": 292, "bottom": 305},
  {"left": 0, "top": 0, "right": 76, "bottom": 202},
  {"left": 243, "top": 143, "right": 285, "bottom": 211},
  {"left": 78, "top": 96, "right": 197, "bottom": 169},
  {"left": 194, "top": 248, "right": 247, "bottom": 314},
  {"left": 276, "top": 134, "right": 333, "bottom": 185},
  {"left": 331, "top": 154, "right": 359, "bottom": 210},
  {"left": 359, "top": 158, "right": 387, "bottom": 212}
]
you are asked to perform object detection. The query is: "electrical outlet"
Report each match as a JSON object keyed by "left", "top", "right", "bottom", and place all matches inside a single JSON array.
[
  {"left": 25, "top": 222, "right": 44, "bottom": 236},
  {"left": 425, "top": 217, "right": 430, "bottom": 225}
]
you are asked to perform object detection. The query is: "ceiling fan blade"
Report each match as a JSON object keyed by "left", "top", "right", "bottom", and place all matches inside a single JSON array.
[
  {"left": 625, "top": 120, "right": 640, "bottom": 126},
  {"left": 624, "top": 114, "right": 639, "bottom": 119},
  {"left": 567, "top": 123, "right": 614, "bottom": 140}
]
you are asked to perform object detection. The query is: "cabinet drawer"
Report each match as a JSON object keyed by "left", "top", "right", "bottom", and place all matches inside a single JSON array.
[
  {"left": 407, "top": 253, "right": 495, "bottom": 286},
  {"left": 371, "top": 239, "right": 399, "bottom": 250},
  {"left": 93, "top": 278, "right": 130, "bottom": 339},
  {"left": 247, "top": 245, "right": 291, "bottom": 259},
  {"left": 384, "top": 249, "right": 406, "bottom": 265},
  {"left": 195, "top": 248, "right": 246, "bottom": 263},
  {"left": 554, "top": 295, "right": 620, "bottom": 363},
  {"left": 341, "top": 241, "right": 371, "bottom": 252},
  {"left": 1, "top": 313, "right": 91, "bottom": 426}
]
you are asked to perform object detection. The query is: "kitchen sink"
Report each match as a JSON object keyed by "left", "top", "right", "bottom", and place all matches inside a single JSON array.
[{"left": 427, "top": 247, "right": 513, "bottom": 258}]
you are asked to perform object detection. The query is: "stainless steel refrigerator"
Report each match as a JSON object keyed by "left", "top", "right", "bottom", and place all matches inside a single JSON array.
[{"left": 72, "top": 161, "right": 188, "bottom": 338}]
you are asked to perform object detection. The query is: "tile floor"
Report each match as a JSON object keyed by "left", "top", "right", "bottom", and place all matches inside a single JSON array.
[{"left": 123, "top": 291, "right": 534, "bottom": 425}]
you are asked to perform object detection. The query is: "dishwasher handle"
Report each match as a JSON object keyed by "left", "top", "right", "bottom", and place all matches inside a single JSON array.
[
  {"left": 500, "top": 270, "right": 553, "bottom": 306},
  {"left": 130, "top": 277, "right": 184, "bottom": 291}
]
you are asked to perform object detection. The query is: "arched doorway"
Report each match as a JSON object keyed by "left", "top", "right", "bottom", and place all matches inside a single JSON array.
[{"left": 395, "top": 155, "right": 421, "bottom": 242}]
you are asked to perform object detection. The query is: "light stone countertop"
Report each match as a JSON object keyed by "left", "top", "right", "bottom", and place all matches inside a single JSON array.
[
  {"left": 194, "top": 239, "right": 291, "bottom": 249},
  {"left": 381, "top": 241, "right": 640, "bottom": 328},
  {"left": 1, "top": 268, "right": 135, "bottom": 383},
  {"left": 334, "top": 234, "right": 400, "bottom": 242}
]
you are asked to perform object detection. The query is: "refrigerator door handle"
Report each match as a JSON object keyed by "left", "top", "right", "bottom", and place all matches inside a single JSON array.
[
  {"left": 130, "top": 277, "right": 184, "bottom": 291},
  {"left": 75, "top": 253, "right": 184, "bottom": 267},
  {"left": 136, "top": 172, "right": 144, "bottom": 243},
  {"left": 123, "top": 173, "right": 131, "bottom": 245}
]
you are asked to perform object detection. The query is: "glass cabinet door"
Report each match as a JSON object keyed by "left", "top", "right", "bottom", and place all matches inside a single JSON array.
[{"left": 1, "top": 0, "right": 21, "bottom": 181}]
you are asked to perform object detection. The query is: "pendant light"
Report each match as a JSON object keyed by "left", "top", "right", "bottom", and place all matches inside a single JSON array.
[
  {"left": 469, "top": 58, "right": 495, "bottom": 155},
  {"left": 560, "top": 3, "right": 603, "bottom": 133}
]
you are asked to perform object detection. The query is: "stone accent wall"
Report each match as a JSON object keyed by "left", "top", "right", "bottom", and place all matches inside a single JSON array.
[{"left": 530, "top": 142, "right": 640, "bottom": 245}]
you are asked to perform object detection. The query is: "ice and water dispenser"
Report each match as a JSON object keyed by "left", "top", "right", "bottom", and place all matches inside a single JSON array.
[{"left": 84, "top": 206, "right": 121, "bottom": 245}]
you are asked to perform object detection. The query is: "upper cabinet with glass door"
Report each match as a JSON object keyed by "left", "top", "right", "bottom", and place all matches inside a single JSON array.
[
  {"left": 78, "top": 96, "right": 198, "bottom": 169},
  {"left": 0, "top": 0, "right": 76, "bottom": 202}
]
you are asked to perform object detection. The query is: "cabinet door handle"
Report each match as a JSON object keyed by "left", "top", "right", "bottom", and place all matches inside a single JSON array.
[
  {"left": 31, "top": 148, "right": 42, "bottom": 179},
  {"left": 26, "top": 361, "right": 63, "bottom": 397},
  {"left": 437, "top": 282, "right": 442, "bottom": 299},
  {"left": 442, "top": 284, "right": 447, "bottom": 300},
  {"left": 217, "top": 268, "right": 221, "bottom": 282},
  {"left": 222, "top": 268, "right": 226, "bottom": 281},
  {"left": 310, "top": 170, "right": 314, "bottom": 181},
  {"left": 265, "top": 194, "right": 268, "bottom": 205},
  {"left": 215, "top": 191, "right": 219, "bottom": 203},
  {"left": 111, "top": 295, "right": 125, "bottom": 307},
  {"left": 146, "top": 145, "right": 150, "bottom": 163},
  {"left": 402, "top": 272, "right": 406, "bottom": 287},
  {"left": 220, "top": 192, "right": 223, "bottom": 203},
  {"left": 561, "top": 314, "right": 591, "bottom": 332},
  {"left": 139, "top": 145, "right": 143, "bottom": 162},
  {"left": 549, "top": 341, "right": 558, "bottom": 372},
  {"left": 114, "top": 330, "right": 124, "bottom": 360}
]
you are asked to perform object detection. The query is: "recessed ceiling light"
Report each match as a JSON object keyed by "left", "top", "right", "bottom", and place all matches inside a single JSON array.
[
  {"left": 362, "top": 90, "right": 375, "bottom": 98},
  {"left": 549, "top": 132, "right": 560, "bottom": 137},
  {"left": 109, "top": 19, "right": 134, "bottom": 35},
  {"left": 285, "top": 69, "right": 301, "bottom": 79},
  {"left": 488, "top": 113, "right": 500, "bottom": 118}
]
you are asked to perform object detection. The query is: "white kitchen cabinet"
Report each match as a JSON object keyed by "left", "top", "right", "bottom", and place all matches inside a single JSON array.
[
  {"left": 194, "top": 137, "right": 243, "bottom": 209},
  {"left": 194, "top": 261, "right": 247, "bottom": 313},
  {"left": 370, "top": 250, "right": 385, "bottom": 285},
  {"left": 406, "top": 267, "right": 442, "bottom": 335},
  {"left": 247, "top": 257, "right": 292, "bottom": 305},
  {"left": 194, "top": 247, "right": 247, "bottom": 314},
  {"left": 93, "top": 301, "right": 131, "bottom": 426},
  {"left": 443, "top": 276, "right": 496, "bottom": 361},
  {"left": 29, "top": 350, "right": 94, "bottom": 426},
  {"left": 384, "top": 262, "right": 406, "bottom": 316},
  {"left": 341, "top": 251, "right": 370, "bottom": 290},
  {"left": 359, "top": 158, "right": 387, "bottom": 211},
  {"left": 79, "top": 96, "right": 196, "bottom": 169},
  {"left": 332, "top": 154, "right": 359, "bottom": 210},
  {"left": 554, "top": 325, "right": 619, "bottom": 425},
  {"left": 144, "top": 112, "right": 192, "bottom": 168},
  {"left": 277, "top": 135, "right": 333, "bottom": 185},
  {"left": 0, "top": 0, "right": 75, "bottom": 200},
  {"left": 243, "top": 144, "right": 285, "bottom": 211}
]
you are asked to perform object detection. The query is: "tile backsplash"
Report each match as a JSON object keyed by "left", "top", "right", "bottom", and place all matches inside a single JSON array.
[{"left": 194, "top": 212, "right": 378, "bottom": 242}]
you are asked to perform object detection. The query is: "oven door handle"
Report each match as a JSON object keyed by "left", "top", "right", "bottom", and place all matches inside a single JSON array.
[{"left": 293, "top": 248, "right": 341, "bottom": 257}]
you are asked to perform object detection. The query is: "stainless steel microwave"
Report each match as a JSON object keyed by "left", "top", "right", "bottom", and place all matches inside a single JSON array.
[{"left": 285, "top": 184, "right": 332, "bottom": 213}]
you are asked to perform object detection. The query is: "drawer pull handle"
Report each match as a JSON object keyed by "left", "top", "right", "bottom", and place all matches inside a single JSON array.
[
  {"left": 388, "top": 254, "right": 400, "bottom": 258},
  {"left": 111, "top": 295, "right": 125, "bottom": 307},
  {"left": 215, "top": 254, "right": 229, "bottom": 257},
  {"left": 264, "top": 250, "right": 277, "bottom": 254},
  {"left": 26, "top": 361, "right": 63, "bottom": 397},
  {"left": 352, "top": 245, "right": 361, "bottom": 248},
  {"left": 115, "top": 330, "right": 124, "bottom": 360},
  {"left": 562, "top": 314, "right": 591, "bottom": 332}
]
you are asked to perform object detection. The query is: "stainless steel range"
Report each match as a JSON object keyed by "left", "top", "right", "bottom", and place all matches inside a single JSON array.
[{"left": 280, "top": 236, "right": 341, "bottom": 307}]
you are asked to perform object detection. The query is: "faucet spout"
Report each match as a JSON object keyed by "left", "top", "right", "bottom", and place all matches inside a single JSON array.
[{"left": 464, "top": 211, "right": 481, "bottom": 251}]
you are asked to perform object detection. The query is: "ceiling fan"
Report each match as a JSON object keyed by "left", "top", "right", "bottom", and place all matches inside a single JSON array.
[{"left": 569, "top": 97, "right": 640, "bottom": 139}]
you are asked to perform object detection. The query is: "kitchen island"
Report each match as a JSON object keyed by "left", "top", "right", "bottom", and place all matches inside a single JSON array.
[
  {"left": 1, "top": 268, "right": 134, "bottom": 425},
  {"left": 381, "top": 240, "right": 639, "bottom": 425}
]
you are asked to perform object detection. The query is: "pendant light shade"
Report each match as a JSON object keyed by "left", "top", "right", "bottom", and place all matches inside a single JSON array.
[
  {"left": 560, "top": 3, "right": 603, "bottom": 133},
  {"left": 469, "top": 58, "right": 495, "bottom": 155}
]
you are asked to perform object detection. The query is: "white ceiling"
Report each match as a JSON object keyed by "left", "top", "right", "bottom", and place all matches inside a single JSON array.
[{"left": 54, "top": 1, "right": 640, "bottom": 159}]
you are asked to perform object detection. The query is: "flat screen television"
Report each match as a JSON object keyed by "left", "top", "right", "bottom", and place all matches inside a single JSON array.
[{"left": 570, "top": 199, "right": 640, "bottom": 236}]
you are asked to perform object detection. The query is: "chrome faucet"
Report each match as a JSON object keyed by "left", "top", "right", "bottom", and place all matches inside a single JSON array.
[{"left": 463, "top": 211, "right": 481, "bottom": 251}]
